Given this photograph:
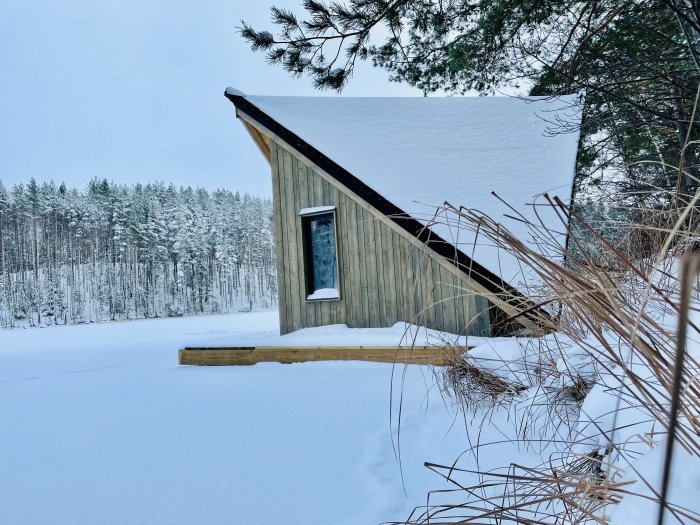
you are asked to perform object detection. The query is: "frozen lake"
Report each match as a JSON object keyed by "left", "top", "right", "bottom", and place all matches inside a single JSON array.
[{"left": 0, "top": 311, "right": 473, "bottom": 525}]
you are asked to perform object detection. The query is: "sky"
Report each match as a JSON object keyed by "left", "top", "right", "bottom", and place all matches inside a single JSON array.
[{"left": 0, "top": 0, "right": 421, "bottom": 198}]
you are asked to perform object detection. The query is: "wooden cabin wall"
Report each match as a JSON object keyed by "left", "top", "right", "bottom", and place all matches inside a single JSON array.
[{"left": 270, "top": 140, "right": 493, "bottom": 336}]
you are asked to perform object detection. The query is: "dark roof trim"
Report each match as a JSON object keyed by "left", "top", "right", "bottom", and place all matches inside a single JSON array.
[{"left": 225, "top": 91, "right": 548, "bottom": 324}]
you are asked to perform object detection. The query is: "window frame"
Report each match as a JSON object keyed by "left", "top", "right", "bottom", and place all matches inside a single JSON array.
[{"left": 299, "top": 207, "right": 342, "bottom": 302}]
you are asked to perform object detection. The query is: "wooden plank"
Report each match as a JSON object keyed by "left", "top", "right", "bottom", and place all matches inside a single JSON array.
[
  {"left": 315, "top": 176, "right": 332, "bottom": 328},
  {"left": 270, "top": 142, "right": 288, "bottom": 334},
  {"left": 336, "top": 191, "right": 351, "bottom": 325},
  {"left": 311, "top": 163, "right": 324, "bottom": 205},
  {"left": 307, "top": 165, "right": 322, "bottom": 325},
  {"left": 431, "top": 259, "right": 444, "bottom": 331},
  {"left": 440, "top": 267, "right": 458, "bottom": 335},
  {"left": 322, "top": 176, "right": 331, "bottom": 203},
  {"left": 179, "top": 345, "right": 464, "bottom": 366},
  {"left": 301, "top": 162, "right": 317, "bottom": 328},
  {"left": 327, "top": 184, "right": 342, "bottom": 325},
  {"left": 464, "top": 281, "right": 479, "bottom": 336},
  {"left": 380, "top": 224, "right": 397, "bottom": 325},
  {"left": 362, "top": 209, "right": 380, "bottom": 327},
  {"left": 242, "top": 121, "right": 271, "bottom": 162},
  {"left": 409, "top": 245, "right": 421, "bottom": 325},
  {"left": 343, "top": 194, "right": 362, "bottom": 327},
  {"left": 391, "top": 230, "right": 406, "bottom": 323},
  {"left": 422, "top": 250, "right": 435, "bottom": 327},
  {"left": 322, "top": 178, "right": 336, "bottom": 326},
  {"left": 475, "top": 294, "right": 492, "bottom": 336},
  {"left": 419, "top": 249, "right": 434, "bottom": 328},
  {"left": 292, "top": 156, "right": 310, "bottom": 329},
  {"left": 334, "top": 191, "right": 349, "bottom": 325},
  {"left": 280, "top": 147, "right": 302, "bottom": 332},
  {"left": 374, "top": 217, "right": 387, "bottom": 327},
  {"left": 456, "top": 276, "right": 469, "bottom": 336},
  {"left": 355, "top": 203, "right": 370, "bottom": 325},
  {"left": 277, "top": 143, "right": 294, "bottom": 334},
  {"left": 406, "top": 241, "right": 418, "bottom": 325}
]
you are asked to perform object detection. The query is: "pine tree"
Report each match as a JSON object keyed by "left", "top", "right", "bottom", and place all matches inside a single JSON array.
[
  {"left": 241, "top": 0, "right": 700, "bottom": 205},
  {"left": 0, "top": 180, "right": 276, "bottom": 327}
]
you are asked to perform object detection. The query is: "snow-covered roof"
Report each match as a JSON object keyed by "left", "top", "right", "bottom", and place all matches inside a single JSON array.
[{"left": 230, "top": 91, "right": 583, "bottom": 291}]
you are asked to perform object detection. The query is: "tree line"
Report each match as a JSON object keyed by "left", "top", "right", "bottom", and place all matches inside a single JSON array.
[{"left": 0, "top": 178, "right": 276, "bottom": 328}]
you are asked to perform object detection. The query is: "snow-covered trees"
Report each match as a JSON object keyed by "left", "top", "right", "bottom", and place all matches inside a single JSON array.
[{"left": 0, "top": 178, "right": 276, "bottom": 328}]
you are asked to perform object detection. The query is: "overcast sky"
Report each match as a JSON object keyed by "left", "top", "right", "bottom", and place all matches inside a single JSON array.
[{"left": 0, "top": 0, "right": 421, "bottom": 197}]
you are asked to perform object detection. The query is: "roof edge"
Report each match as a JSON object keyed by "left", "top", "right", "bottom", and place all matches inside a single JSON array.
[
  {"left": 225, "top": 87, "right": 246, "bottom": 98},
  {"left": 224, "top": 91, "right": 552, "bottom": 329}
]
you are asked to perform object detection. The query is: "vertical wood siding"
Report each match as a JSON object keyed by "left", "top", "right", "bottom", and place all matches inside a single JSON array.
[{"left": 270, "top": 140, "right": 493, "bottom": 336}]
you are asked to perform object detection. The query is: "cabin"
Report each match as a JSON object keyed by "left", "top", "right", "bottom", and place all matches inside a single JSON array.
[{"left": 225, "top": 89, "right": 582, "bottom": 337}]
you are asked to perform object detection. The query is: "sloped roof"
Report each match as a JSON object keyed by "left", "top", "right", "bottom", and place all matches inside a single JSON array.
[{"left": 226, "top": 89, "right": 582, "bottom": 304}]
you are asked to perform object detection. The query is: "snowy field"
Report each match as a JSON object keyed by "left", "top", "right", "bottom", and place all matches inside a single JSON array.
[
  {"left": 0, "top": 311, "right": 503, "bottom": 525},
  {"left": 4, "top": 309, "right": 699, "bottom": 524}
]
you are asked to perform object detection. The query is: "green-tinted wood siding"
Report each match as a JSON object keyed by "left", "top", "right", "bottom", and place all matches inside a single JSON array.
[{"left": 270, "top": 140, "right": 492, "bottom": 336}]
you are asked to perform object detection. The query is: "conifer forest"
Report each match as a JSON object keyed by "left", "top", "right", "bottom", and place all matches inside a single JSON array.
[{"left": 0, "top": 178, "right": 276, "bottom": 328}]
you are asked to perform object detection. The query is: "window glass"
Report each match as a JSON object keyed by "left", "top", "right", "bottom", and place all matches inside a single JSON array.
[{"left": 305, "top": 213, "right": 338, "bottom": 299}]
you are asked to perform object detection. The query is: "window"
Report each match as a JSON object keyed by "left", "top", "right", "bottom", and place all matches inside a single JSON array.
[{"left": 299, "top": 207, "right": 340, "bottom": 301}]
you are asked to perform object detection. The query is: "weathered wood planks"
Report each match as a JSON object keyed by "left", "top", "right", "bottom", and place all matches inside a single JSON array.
[
  {"left": 270, "top": 137, "right": 497, "bottom": 337},
  {"left": 178, "top": 345, "right": 461, "bottom": 366},
  {"left": 238, "top": 111, "right": 539, "bottom": 334}
]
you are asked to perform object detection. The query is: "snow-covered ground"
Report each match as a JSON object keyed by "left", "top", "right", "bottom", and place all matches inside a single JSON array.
[
  {"left": 3, "top": 309, "right": 699, "bottom": 524},
  {"left": 0, "top": 311, "right": 518, "bottom": 525}
]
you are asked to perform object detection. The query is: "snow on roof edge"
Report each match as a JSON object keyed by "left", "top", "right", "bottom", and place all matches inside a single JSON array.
[{"left": 225, "top": 87, "right": 246, "bottom": 98}]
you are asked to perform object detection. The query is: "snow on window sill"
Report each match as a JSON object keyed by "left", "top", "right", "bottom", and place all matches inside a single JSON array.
[
  {"left": 306, "top": 288, "right": 340, "bottom": 301},
  {"left": 298, "top": 206, "right": 336, "bottom": 216}
]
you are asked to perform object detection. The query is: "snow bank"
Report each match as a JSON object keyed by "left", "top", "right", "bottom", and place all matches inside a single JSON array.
[
  {"left": 609, "top": 443, "right": 700, "bottom": 525},
  {"left": 268, "top": 321, "right": 488, "bottom": 348}
]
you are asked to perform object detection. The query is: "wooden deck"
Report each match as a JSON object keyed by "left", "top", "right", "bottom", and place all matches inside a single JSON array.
[{"left": 178, "top": 345, "right": 461, "bottom": 366}]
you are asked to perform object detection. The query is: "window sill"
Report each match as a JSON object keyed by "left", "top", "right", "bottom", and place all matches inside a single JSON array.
[{"left": 306, "top": 288, "right": 340, "bottom": 301}]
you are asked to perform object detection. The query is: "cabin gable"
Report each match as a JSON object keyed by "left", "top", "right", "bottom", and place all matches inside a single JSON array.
[
  {"left": 270, "top": 139, "right": 496, "bottom": 336},
  {"left": 225, "top": 89, "right": 586, "bottom": 335}
]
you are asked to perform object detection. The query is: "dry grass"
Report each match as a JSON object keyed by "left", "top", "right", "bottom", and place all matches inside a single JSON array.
[
  {"left": 387, "top": 83, "right": 700, "bottom": 524},
  {"left": 442, "top": 352, "right": 528, "bottom": 408},
  {"left": 441, "top": 192, "right": 700, "bottom": 445},
  {"left": 393, "top": 191, "right": 700, "bottom": 524},
  {"left": 564, "top": 374, "right": 593, "bottom": 404}
]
